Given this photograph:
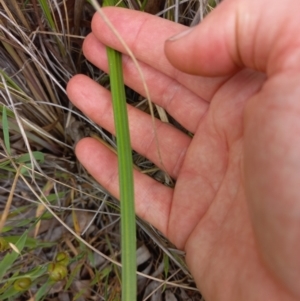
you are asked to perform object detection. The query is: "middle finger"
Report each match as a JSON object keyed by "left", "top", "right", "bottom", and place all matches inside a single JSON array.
[{"left": 83, "top": 33, "right": 208, "bottom": 133}]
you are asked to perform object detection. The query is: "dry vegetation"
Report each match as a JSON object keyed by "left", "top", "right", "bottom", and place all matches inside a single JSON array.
[{"left": 0, "top": 0, "right": 219, "bottom": 300}]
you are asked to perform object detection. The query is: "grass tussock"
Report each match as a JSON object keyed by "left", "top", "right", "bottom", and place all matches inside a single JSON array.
[{"left": 0, "top": 0, "right": 220, "bottom": 300}]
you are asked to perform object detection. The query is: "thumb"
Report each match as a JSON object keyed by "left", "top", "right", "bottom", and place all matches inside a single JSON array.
[
  {"left": 165, "top": 0, "right": 300, "bottom": 298},
  {"left": 164, "top": 0, "right": 300, "bottom": 76}
]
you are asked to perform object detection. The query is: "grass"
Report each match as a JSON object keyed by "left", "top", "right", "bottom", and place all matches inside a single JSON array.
[
  {"left": 0, "top": 0, "right": 220, "bottom": 300},
  {"left": 102, "top": 0, "right": 137, "bottom": 299}
]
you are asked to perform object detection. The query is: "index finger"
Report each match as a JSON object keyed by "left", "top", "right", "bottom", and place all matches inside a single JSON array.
[{"left": 91, "top": 7, "right": 227, "bottom": 101}]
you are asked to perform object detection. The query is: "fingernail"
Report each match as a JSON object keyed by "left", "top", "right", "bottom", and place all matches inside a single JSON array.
[{"left": 167, "top": 27, "right": 194, "bottom": 41}]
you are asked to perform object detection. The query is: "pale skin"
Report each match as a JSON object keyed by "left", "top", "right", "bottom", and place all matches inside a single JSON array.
[{"left": 66, "top": 0, "right": 300, "bottom": 300}]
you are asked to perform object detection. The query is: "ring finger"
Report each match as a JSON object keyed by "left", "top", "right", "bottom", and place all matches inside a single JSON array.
[{"left": 67, "top": 74, "right": 191, "bottom": 179}]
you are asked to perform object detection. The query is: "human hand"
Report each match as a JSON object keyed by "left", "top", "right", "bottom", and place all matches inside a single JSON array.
[{"left": 67, "top": 1, "right": 300, "bottom": 300}]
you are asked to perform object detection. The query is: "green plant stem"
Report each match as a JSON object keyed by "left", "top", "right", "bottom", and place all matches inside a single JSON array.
[{"left": 106, "top": 46, "right": 137, "bottom": 301}]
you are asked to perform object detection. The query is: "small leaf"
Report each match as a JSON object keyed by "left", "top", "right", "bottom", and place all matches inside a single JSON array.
[
  {"left": 8, "top": 242, "right": 21, "bottom": 254},
  {"left": 2, "top": 106, "right": 11, "bottom": 155},
  {"left": 16, "top": 151, "right": 44, "bottom": 164}
]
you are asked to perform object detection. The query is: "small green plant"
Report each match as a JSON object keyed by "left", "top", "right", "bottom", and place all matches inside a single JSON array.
[
  {"left": 55, "top": 251, "right": 70, "bottom": 266},
  {"left": 0, "top": 237, "right": 9, "bottom": 251},
  {"left": 47, "top": 262, "right": 68, "bottom": 281},
  {"left": 13, "top": 277, "right": 32, "bottom": 292}
]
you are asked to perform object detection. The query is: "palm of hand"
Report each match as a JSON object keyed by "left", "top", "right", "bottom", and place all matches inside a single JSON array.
[
  {"left": 167, "top": 69, "right": 277, "bottom": 300},
  {"left": 67, "top": 8, "right": 300, "bottom": 301}
]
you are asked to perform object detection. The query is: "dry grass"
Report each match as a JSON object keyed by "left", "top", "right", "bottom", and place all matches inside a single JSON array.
[{"left": 0, "top": 0, "right": 219, "bottom": 300}]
